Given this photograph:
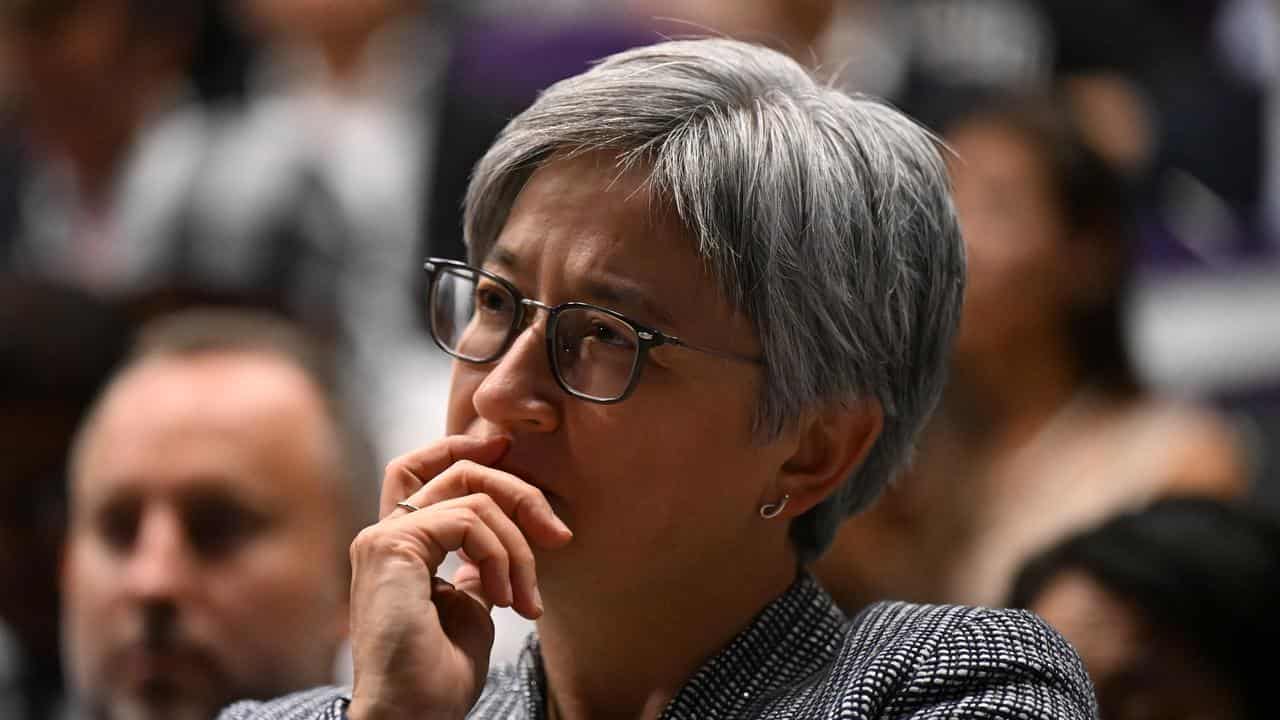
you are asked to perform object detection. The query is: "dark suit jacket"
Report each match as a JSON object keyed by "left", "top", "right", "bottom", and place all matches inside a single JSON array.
[{"left": 220, "top": 573, "right": 1097, "bottom": 719}]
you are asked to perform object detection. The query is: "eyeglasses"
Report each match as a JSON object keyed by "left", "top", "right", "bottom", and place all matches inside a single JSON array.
[{"left": 423, "top": 258, "right": 763, "bottom": 403}]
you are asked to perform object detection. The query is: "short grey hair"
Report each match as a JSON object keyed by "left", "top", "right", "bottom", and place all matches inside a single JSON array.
[{"left": 464, "top": 39, "right": 965, "bottom": 561}]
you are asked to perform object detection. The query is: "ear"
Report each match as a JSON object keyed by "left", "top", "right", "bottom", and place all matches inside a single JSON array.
[{"left": 767, "top": 397, "right": 884, "bottom": 519}]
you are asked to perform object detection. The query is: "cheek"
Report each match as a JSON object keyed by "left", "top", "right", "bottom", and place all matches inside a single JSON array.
[
  {"left": 204, "top": 536, "right": 345, "bottom": 645},
  {"left": 445, "top": 362, "right": 484, "bottom": 435},
  {"left": 61, "top": 541, "right": 120, "bottom": 680},
  {"left": 566, "top": 383, "right": 764, "bottom": 520},
  {"left": 62, "top": 540, "right": 119, "bottom": 615}
]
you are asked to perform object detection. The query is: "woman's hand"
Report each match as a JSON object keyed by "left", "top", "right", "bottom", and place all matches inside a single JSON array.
[{"left": 345, "top": 435, "right": 572, "bottom": 720}]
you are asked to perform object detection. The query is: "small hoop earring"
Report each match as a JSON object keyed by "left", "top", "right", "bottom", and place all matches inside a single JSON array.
[{"left": 759, "top": 494, "right": 790, "bottom": 519}]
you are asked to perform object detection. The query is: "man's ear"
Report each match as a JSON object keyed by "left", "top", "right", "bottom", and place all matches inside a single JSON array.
[{"left": 767, "top": 397, "right": 883, "bottom": 519}]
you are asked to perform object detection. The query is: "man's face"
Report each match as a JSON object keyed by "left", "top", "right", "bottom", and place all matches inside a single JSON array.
[
  {"left": 63, "top": 351, "right": 350, "bottom": 720},
  {"left": 446, "top": 153, "right": 794, "bottom": 599}
]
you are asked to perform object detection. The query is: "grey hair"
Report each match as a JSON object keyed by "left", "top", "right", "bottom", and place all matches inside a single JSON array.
[{"left": 464, "top": 38, "right": 965, "bottom": 562}]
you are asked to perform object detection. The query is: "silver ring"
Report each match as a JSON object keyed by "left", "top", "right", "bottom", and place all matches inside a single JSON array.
[{"left": 395, "top": 501, "right": 422, "bottom": 513}]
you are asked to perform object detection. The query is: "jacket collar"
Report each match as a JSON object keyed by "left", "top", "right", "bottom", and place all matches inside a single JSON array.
[{"left": 512, "top": 571, "right": 847, "bottom": 718}]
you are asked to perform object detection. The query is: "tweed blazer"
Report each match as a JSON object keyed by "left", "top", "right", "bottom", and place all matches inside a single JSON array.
[{"left": 219, "top": 573, "right": 1096, "bottom": 719}]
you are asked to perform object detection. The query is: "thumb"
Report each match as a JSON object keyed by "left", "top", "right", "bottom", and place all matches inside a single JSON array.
[
  {"left": 451, "top": 561, "right": 490, "bottom": 610},
  {"left": 432, "top": 573, "right": 495, "bottom": 676}
]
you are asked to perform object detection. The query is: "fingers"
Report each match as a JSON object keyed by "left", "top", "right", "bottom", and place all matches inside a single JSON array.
[
  {"left": 380, "top": 435, "right": 510, "bottom": 519},
  {"left": 451, "top": 563, "right": 487, "bottom": 610},
  {"left": 378, "top": 494, "right": 545, "bottom": 619},
  {"left": 373, "top": 435, "right": 568, "bottom": 621},
  {"left": 401, "top": 460, "right": 572, "bottom": 549}
]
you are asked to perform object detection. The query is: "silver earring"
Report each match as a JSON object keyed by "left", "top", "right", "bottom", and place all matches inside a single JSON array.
[{"left": 759, "top": 494, "right": 790, "bottom": 519}]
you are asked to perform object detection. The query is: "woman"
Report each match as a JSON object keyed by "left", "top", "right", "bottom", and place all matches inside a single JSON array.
[
  {"left": 221, "top": 40, "right": 1094, "bottom": 719},
  {"left": 815, "top": 92, "right": 1249, "bottom": 610}
]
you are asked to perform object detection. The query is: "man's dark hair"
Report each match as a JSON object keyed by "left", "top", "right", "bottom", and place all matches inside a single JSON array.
[{"left": 1010, "top": 497, "right": 1280, "bottom": 719}]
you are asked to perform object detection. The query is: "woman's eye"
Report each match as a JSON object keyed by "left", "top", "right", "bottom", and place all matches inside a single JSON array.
[
  {"left": 590, "top": 321, "right": 633, "bottom": 348},
  {"left": 475, "top": 286, "right": 509, "bottom": 313}
]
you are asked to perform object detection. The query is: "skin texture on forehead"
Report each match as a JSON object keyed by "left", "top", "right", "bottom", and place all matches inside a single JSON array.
[
  {"left": 62, "top": 350, "right": 350, "bottom": 720},
  {"left": 479, "top": 153, "right": 754, "bottom": 347}
]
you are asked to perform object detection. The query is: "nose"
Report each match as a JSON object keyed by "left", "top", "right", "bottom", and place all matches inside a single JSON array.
[
  {"left": 122, "top": 505, "right": 195, "bottom": 604},
  {"left": 471, "top": 314, "right": 560, "bottom": 433}
]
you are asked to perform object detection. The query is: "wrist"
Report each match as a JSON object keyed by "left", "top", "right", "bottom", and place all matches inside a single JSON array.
[{"left": 347, "top": 695, "right": 465, "bottom": 720}]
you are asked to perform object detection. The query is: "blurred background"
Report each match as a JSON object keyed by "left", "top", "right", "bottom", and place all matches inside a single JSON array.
[{"left": 0, "top": 0, "right": 1277, "bottom": 717}]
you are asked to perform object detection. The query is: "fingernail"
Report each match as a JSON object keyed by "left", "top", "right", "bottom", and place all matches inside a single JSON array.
[
  {"left": 551, "top": 512, "right": 572, "bottom": 537},
  {"left": 533, "top": 585, "right": 544, "bottom": 614}
]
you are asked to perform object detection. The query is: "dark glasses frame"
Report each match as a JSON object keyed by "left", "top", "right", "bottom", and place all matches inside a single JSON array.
[{"left": 423, "top": 258, "right": 762, "bottom": 403}]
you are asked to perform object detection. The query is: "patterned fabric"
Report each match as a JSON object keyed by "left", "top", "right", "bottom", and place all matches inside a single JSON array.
[{"left": 219, "top": 573, "right": 1097, "bottom": 719}]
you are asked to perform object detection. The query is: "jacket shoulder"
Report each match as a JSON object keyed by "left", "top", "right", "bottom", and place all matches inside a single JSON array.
[
  {"left": 217, "top": 687, "right": 350, "bottom": 720},
  {"left": 824, "top": 601, "right": 1097, "bottom": 719}
]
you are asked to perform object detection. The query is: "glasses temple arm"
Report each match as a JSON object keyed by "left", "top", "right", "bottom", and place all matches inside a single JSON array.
[{"left": 664, "top": 336, "right": 764, "bottom": 366}]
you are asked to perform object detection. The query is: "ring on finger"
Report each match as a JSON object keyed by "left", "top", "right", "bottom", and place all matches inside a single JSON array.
[{"left": 395, "top": 501, "right": 422, "bottom": 513}]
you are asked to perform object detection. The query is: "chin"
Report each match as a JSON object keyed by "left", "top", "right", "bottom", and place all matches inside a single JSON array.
[{"left": 105, "top": 697, "right": 218, "bottom": 720}]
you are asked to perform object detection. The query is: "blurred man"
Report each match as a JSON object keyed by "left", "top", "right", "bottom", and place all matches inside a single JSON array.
[
  {"left": 61, "top": 309, "right": 378, "bottom": 720},
  {"left": 0, "top": 0, "right": 206, "bottom": 294}
]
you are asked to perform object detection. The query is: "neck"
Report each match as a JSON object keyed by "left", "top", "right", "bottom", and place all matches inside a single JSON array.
[
  {"left": 945, "top": 327, "right": 1084, "bottom": 451},
  {"left": 536, "top": 538, "right": 798, "bottom": 720}
]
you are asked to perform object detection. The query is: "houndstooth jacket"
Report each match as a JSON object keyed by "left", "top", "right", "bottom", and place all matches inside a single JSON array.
[{"left": 219, "top": 573, "right": 1097, "bottom": 719}]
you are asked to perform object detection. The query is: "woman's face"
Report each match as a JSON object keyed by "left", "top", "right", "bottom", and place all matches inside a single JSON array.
[
  {"left": 445, "top": 153, "right": 793, "bottom": 595},
  {"left": 946, "top": 118, "right": 1076, "bottom": 361}
]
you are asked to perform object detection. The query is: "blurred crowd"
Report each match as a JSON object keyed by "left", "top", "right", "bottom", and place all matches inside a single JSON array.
[{"left": 1, "top": 1, "right": 1277, "bottom": 719}]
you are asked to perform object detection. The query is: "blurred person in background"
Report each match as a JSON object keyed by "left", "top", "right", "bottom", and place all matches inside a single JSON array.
[
  {"left": 61, "top": 309, "right": 378, "bottom": 720},
  {"left": 1010, "top": 497, "right": 1280, "bottom": 720},
  {"left": 186, "top": 0, "right": 443, "bottom": 345},
  {"left": 815, "top": 91, "right": 1250, "bottom": 610},
  {"left": 0, "top": 0, "right": 212, "bottom": 295},
  {"left": 186, "top": 0, "right": 477, "bottom": 473},
  {"left": 622, "top": 0, "right": 835, "bottom": 55},
  {"left": 0, "top": 279, "right": 132, "bottom": 720}
]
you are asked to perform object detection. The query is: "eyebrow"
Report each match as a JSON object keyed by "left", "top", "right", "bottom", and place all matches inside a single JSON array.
[{"left": 484, "top": 246, "right": 679, "bottom": 331}]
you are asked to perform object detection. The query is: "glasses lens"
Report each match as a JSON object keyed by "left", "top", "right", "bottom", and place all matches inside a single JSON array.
[
  {"left": 552, "top": 307, "right": 641, "bottom": 401},
  {"left": 430, "top": 268, "right": 515, "bottom": 361}
]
